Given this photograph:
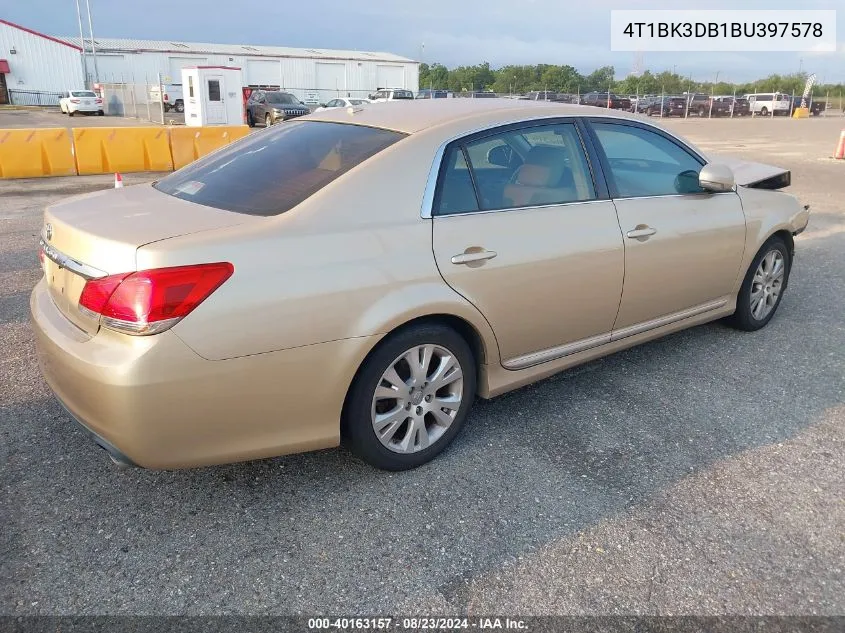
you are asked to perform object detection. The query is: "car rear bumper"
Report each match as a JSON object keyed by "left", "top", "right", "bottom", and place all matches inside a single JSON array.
[
  {"left": 30, "top": 278, "right": 376, "bottom": 469},
  {"left": 69, "top": 104, "right": 100, "bottom": 112}
]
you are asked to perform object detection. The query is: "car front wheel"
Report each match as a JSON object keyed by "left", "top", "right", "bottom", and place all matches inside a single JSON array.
[
  {"left": 265, "top": 114, "right": 272, "bottom": 127},
  {"left": 343, "top": 323, "right": 477, "bottom": 471},
  {"left": 728, "top": 237, "right": 791, "bottom": 331}
]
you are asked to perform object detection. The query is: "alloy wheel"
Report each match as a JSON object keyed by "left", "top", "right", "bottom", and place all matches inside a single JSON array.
[
  {"left": 371, "top": 344, "right": 464, "bottom": 454},
  {"left": 750, "top": 250, "right": 785, "bottom": 320}
]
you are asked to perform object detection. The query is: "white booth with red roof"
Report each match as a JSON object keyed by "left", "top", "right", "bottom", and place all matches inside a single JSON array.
[{"left": 181, "top": 66, "right": 244, "bottom": 127}]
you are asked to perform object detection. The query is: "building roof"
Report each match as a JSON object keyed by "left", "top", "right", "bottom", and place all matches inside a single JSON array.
[
  {"left": 0, "top": 19, "right": 82, "bottom": 50},
  {"left": 306, "top": 99, "right": 644, "bottom": 134},
  {"left": 58, "top": 36, "right": 415, "bottom": 64}
]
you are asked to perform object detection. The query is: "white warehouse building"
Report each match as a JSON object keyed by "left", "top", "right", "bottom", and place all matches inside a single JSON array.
[
  {"left": 0, "top": 19, "right": 418, "bottom": 105},
  {"left": 61, "top": 36, "right": 419, "bottom": 104},
  {"left": 0, "top": 19, "right": 84, "bottom": 103}
]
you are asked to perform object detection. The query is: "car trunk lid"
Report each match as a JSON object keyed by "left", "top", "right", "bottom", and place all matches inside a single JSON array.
[{"left": 40, "top": 183, "right": 255, "bottom": 336}]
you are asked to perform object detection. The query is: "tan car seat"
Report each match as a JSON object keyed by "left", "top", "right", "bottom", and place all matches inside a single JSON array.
[{"left": 502, "top": 145, "right": 579, "bottom": 208}]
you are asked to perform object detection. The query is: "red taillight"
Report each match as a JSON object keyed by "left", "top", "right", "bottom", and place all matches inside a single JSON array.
[
  {"left": 96, "top": 98, "right": 103, "bottom": 104},
  {"left": 70, "top": 99, "right": 80, "bottom": 103},
  {"left": 163, "top": 94, "right": 169, "bottom": 102},
  {"left": 78, "top": 263, "right": 233, "bottom": 335}
]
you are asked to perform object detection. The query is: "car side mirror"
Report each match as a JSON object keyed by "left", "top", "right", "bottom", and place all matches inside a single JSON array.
[
  {"left": 698, "top": 163, "right": 735, "bottom": 192},
  {"left": 487, "top": 145, "right": 513, "bottom": 168}
]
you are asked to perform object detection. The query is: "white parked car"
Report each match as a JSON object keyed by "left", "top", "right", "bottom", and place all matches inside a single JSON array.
[
  {"left": 314, "top": 97, "right": 370, "bottom": 112},
  {"left": 59, "top": 90, "right": 104, "bottom": 116},
  {"left": 368, "top": 88, "right": 414, "bottom": 103}
]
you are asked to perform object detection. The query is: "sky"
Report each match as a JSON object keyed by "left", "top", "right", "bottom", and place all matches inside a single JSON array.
[{"left": 4, "top": 0, "right": 844, "bottom": 83}]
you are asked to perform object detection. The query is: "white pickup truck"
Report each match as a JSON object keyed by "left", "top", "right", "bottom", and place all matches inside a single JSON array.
[{"left": 149, "top": 84, "right": 184, "bottom": 113}]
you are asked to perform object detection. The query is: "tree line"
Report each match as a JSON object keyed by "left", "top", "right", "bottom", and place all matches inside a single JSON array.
[{"left": 419, "top": 62, "right": 845, "bottom": 99}]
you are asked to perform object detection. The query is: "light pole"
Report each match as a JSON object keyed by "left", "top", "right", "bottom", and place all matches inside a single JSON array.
[
  {"left": 74, "top": 0, "right": 89, "bottom": 86},
  {"left": 85, "top": 0, "right": 100, "bottom": 83}
]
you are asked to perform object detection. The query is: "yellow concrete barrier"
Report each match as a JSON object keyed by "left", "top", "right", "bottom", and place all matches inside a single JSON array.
[
  {"left": 792, "top": 107, "right": 810, "bottom": 119},
  {"left": 73, "top": 127, "right": 173, "bottom": 175},
  {"left": 169, "top": 126, "right": 250, "bottom": 170},
  {"left": 0, "top": 128, "right": 76, "bottom": 178}
]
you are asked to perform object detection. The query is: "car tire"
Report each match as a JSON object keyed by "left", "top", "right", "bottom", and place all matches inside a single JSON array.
[
  {"left": 97, "top": 110, "right": 104, "bottom": 116},
  {"left": 342, "top": 323, "right": 477, "bottom": 471},
  {"left": 760, "top": 106, "right": 769, "bottom": 116},
  {"left": 727, "top": 237, "right": 791, "bottom": 332},
  {"left": 698, "top": 106, "right": 707, "bottom": 117},
  {"left": 68, "top": 110, "right": 75, "bottom": 117},
  {"left": 265, "top": 114, "right": 272, "bottom": 127},
  {"left": 175, "top": 101, "right": 184, "bottom": 113}
]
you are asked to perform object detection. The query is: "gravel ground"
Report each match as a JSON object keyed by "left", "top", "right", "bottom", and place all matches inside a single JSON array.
[{"left": 0, "top": 118, "right": 843, "bottom": 616}]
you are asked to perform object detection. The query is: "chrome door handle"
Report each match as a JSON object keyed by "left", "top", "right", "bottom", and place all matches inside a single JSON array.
[
  {"left": 626, "top": 226, "right": 657, "bottom": 239},
  {"left": 451, "top": 250, "right": 498, "bottom": 265}
]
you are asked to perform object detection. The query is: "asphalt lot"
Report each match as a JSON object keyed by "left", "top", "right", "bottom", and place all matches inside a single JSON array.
[
  {"left": 0, "top": 108, "right": 185, "bottom": 129},
  {"left": 1, "top": 116, "right": 843, "bottom": 616}
]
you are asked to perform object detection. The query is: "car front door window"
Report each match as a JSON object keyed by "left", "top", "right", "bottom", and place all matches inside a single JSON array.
[{"left": 591, "top": 122, "right": 704, "bottom": 197}]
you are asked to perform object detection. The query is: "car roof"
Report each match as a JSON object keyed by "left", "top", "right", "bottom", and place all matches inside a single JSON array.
[{"left": 305, "top": 99, "right": 641, "bottom": 134}]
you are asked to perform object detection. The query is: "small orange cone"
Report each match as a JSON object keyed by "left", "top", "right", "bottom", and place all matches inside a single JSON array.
[
  {"left": 835, "top": 130, "right": 845, "bottom": 160},
  {"left": 114, "top": 172, "right": 124, "bottom": 188}
]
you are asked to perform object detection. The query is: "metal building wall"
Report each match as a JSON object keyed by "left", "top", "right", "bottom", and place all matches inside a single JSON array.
[
  {"left": 0, "top": 20, "right": 83, "bottom": 93},
  {"left": 83, "top": 50, "right": 419, "bottom": 102}
]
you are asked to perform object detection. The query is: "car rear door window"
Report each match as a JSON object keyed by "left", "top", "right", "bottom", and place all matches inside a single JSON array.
[
  {"left": 435, "top": 148, "right": 480, "bottom": 215},
  {"left": 591, "top": 122, "right": 704, "bottom": 197},
  {"left": 435, "top": 122, "right": 596, "bottom": 214},
  {"left": 154, "top": 121, "right": 406, "bottom": 216}
]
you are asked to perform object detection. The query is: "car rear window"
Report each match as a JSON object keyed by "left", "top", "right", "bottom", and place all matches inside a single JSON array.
[
  {"left": 154, "top": 121, "right": 406, "bottom": 216},
  {"left": 392, "top": 90, "right": 414, "bottom": 99},
  {"left": 71, "top": 91, "right": 97, "bottom": 97}
]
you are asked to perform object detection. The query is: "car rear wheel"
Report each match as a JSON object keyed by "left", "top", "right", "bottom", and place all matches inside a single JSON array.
[
  {"left": 68, "top": 110, "right": 75, "bottom": 117},
  {"left": 175, "top": 101, "right": 184, "bottom": 113},
  {"left": 698, "top": 106, "right": 707, "bottom": 117},
  {"left": 343, "top": 323, "right": 477, "bottom": 471},
  {"left": 760, "top": 106, "right": 769, "bottom": 116},
  {"left": 265, "top": 113, "right": 272, "bottom": 127},
  {"left": 727, "top": 237, "right": 790, "bottom": 331}
]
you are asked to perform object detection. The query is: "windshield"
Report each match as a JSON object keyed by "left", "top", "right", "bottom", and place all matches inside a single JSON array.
[
  {"left": 71, "top": 91, "right": 97, "bottom": 97},
  {"left": 267, "top": 93, "right": 298, "bottom": 105},
  {"left": 154, "top": 121, "right": 406, "bottom": 216}
]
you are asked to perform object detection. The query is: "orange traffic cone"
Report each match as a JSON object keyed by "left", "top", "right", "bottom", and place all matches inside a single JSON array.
[
  {"left": 835, "top": 130, "right": 845, "bottom": 160},
  {"left": 114, "top": 172, "right": 124, "bottom": 188}
]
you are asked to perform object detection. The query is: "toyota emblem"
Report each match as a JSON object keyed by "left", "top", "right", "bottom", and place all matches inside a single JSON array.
[{"left": 45, "top": 223, "right": 53, "bottom": 241}]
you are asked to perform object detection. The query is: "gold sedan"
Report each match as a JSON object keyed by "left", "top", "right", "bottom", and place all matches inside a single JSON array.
[{"left": 30, "top": 100, "right": 810, "bottom": 471}]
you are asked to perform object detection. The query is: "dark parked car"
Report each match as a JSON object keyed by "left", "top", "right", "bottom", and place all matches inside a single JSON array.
[
  {"left": 645, "top": 96, "right": 687, "bottom": 117},
  {"left": 790, "top": 95, "right": 826, "bottom": 116},
  {"left": 524, "top": 91, "right": 558, "bottom": 101},
  {"left": 246, "top": 90, "right": 310, "bottom": 127},
  {"left": 732, "top": 97, "right": 751, "bottom": 116},
  {"left": 416, "top": 89, "right": 448, "bottom": 99},
  {"left": 580, "top": 92, "right": 632, "bottom": 110},
  {"left": 701, "top": 96, "right": 734, "bottom": 117}
]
